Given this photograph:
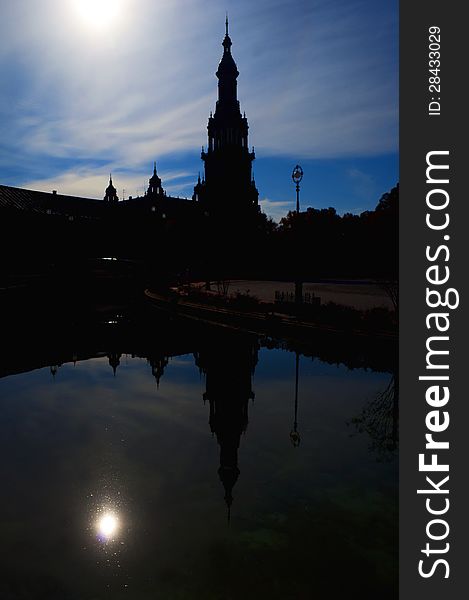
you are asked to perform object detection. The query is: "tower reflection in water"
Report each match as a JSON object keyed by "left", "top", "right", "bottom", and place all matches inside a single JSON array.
[
  {"left": 195, "top": 332, "right": 258, "bottom": 519},
  {"left": 0, "top": 303, "right": 397, "bottom": 598}
]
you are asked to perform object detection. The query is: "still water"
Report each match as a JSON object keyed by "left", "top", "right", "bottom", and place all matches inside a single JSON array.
[{"left": 0, "top": 309, "right": 397, "bottom": 599}]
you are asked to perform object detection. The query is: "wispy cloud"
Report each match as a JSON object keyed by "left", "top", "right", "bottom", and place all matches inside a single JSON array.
[
  {"left": 0, "top": 0, "right": 398, "bottom": 203},
  {"left": 259, "top": 197, "right": 292, "bottom": 222},
  {"left": 23, "top": 167, "right": 195, "bottom": 200}
]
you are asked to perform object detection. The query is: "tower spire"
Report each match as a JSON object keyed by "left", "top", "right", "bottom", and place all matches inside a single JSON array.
[{"left": 222, "top": 14, "right": 233, "bottom": 54}]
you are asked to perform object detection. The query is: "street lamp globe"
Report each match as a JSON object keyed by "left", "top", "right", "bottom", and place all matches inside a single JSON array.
[{"left": 292, "top": 165, "right": 303, "bottom": 184}]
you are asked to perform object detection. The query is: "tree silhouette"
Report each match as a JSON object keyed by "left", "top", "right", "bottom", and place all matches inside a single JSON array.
[{"left": 350, "top": 372, "right": 398, "bottom": 459}]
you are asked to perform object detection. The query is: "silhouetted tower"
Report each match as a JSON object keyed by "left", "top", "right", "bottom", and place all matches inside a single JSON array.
[
  {"left": 147, "top": 162, "right": 165, "bottom": 197},
  {"left": 194, "top": 17, "right": 259, "bottom": 216},
  {"left": 104, "top": 174, "right": 118, "bottom": 203}
]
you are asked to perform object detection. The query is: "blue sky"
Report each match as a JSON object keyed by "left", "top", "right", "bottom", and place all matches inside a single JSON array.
[{"left": 0, "top": 0, "right": 398, "bottom": 221}]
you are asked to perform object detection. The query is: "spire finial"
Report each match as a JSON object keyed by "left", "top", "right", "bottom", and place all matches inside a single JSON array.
[
  {"left": 153, "top": 161, "right": 157, "bottom": 175},
  {"left": 109, "top": 172, "right": 112, "bottom": 184},
  {"left": 222, "top": 13, "right": 232, "bottom": 53}
]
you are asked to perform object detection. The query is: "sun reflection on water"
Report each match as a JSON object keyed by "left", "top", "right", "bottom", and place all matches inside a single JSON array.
[{"left": 96, "top": 510, "right": 120, "bottom": 542}]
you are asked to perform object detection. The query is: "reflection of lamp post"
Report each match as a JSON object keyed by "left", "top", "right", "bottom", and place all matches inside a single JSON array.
[
  {"left": 292, "top": 165, "right": 303, "bottom": 303},
  {"left": 290, "top": 352, "right": 301, "bottom": 447}
]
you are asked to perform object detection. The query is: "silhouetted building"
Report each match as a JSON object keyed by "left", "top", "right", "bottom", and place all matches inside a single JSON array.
[
  {"left": 193, "top": 17, "right": 259, "bottom": 217},
  {"left": 118, "top": 164, "right": 198, "bottom": 223},
  {"left": 0, "top": 163, "right": 201, "bottom": 263},
  {"left": 0, "top": 19, "right": 267, "bottom": 273}
]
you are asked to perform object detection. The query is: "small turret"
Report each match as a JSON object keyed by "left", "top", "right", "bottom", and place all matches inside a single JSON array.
[
  {"left": 104, "top": 174, "right": 118, "bottom": 203},
  {"left": 107, "top": 352, "right": 121, "bottom": 376},
  {"left": 147, "top": 162, "right": 164, "bottom": 197}
]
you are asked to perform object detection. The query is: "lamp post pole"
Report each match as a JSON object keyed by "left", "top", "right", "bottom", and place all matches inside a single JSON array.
[{"left": 292, "top": 165, "right": 304, "bottom": 304}]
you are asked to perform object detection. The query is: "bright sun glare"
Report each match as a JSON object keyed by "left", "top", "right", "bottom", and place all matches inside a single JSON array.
[
  {"left": 73, "top": 0, "right": 123, "bottom": 30},
  {"left": 97, "top": 513, "right": 119, "bottom": 539}
]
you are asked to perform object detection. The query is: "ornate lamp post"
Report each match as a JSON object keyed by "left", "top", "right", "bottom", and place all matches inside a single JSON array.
[
  {"left": 292, "top": 165, "right": 304, "bottom": 303},
  {"left": 292, "top": 165, "right": 303, "bottom": 213}
]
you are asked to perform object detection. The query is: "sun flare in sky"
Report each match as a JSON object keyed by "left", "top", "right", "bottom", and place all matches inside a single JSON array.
[{"left": 72, "top": 0, "right": 125, "bottom": 31}]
